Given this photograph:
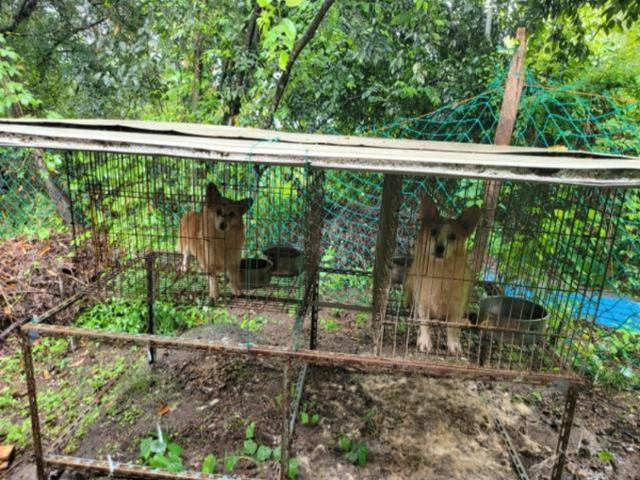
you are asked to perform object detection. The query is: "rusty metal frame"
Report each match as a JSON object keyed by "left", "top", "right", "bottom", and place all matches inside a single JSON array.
[
  {"left": 45, "top": 454, "right": 250, "bottom": 479},
  {"left": 550, "top": 385, "right": 580, "bottom": 480},
  {"left": 18, "top": 323, "right": 294, "bottom": 480},
  {"left": 22, "top": 323, "right": 587, "bottom": 385}
]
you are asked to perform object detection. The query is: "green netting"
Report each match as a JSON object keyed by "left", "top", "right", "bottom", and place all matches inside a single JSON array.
[
  {"left": 362, "top": 74, "right": 640, "bottom": 333},
  {"left": 1, "top": 71, "right": 639, "bottom": 334}
]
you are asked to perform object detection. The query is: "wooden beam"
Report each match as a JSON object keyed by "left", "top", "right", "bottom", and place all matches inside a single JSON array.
[
  {"left": 372, "top": 174, "right": 403, "bottom": 354},
  {"left": 472, "top": 27, "right": 527, "bottom": 274}
]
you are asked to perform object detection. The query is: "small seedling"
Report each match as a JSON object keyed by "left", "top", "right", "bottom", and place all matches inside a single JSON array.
[
  {"left": 338, "top": 435, "right": 368, "bottom": 466},
  {"left": 288, "top": 457, "right": 300, "bottom": 479},
  {"left": 224, "top": 454, "right": 238, "bottom": 473},
  {"left": 202, "top": 454, "right": 217, "bottom": 474},
  {"left": 598, "top": 450, "right": 614, "bottom": 462},
  {"left": 139, "top": 427, "right": 184, "bottom": 473}
]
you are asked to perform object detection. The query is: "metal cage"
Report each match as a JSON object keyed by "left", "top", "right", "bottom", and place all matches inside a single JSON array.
[{"left": 2, "top": 119, "right": 640, "bottom": 480}]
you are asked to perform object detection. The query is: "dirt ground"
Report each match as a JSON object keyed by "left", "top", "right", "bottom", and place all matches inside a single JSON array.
[{"left": 3, "top": 321, "right": 639, "bottom": 480}]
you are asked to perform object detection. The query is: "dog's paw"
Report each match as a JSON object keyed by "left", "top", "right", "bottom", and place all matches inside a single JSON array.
[
  {"left": 417, "top": 334, "right": 432, "bottom": 353},
  {"left": 447, "top": 340, "right": 462, "bottom": 356}
]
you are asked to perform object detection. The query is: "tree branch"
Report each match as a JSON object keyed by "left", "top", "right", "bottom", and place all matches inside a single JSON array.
[
  {"left": 0, "top": 0, "right": 38, "bottom": 34},
  {"left": 264, "top": 0, "right": 336, "bottom": 128}
]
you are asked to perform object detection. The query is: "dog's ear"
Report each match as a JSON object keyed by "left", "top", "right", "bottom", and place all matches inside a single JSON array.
[
  {"left": 418, "top": 196, "right": 439, "bottom": 223},
  {"left": 237, "top": 198, "right": 253, "bottom": 215},
  {"left": 205, "top": 182, "right": 221, "bottom": 206},
  {"left": 457, "top": 205, "right": 482, "bottom": 235}
]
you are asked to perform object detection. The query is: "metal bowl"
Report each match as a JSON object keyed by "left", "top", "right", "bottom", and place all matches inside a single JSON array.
[
  {"left": 478, "top": 296, "right": 548, "bottom": 345},
  {"left": 263, "top": 246, "right": 303, "bottom": 277},
  {"left": 391, "top": 255, "right": 413, "bottom": 284},
  {"left": 239, "top": 258, "right": 273, "bottom": 290}
]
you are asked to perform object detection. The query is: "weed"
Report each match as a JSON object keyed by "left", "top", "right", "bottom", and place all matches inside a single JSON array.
[
  {"left": 338, "top": 435, "right": 368, "bottom": 466},
  {"left": 320, "top": 317, "right": 340, "bottom": 333},
  {"left": 140, "top": 427, "right": 185, "bottom": 473}
]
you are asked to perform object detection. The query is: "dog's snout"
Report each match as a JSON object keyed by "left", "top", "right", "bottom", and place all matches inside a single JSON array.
[
  {"left": 435, "top": 244, "right": 445, "bottom": 257},
  {"left": 220, "top": 222, "right": 227, "bottom": 231}
]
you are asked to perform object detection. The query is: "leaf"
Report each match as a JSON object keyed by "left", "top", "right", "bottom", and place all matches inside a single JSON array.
[
  {"left": 288, "top": 457, "right": 299, "bottom": 479},
  {"left": 157, "top": 404, "right": 172, "bottom": 416},
  {"left": 202, "top": 454, "right": 217, "bottom": 474},
  {"left": 598, "top": 450, "right": 614, "bottom": 462},
  {"left": 280, "top": 18, "right": 297, "bottom": 42},
  {"left": 278, "top": 51, "right": 290, "bottom": 70},
  {"left": 300, "top": 412, "right": 309, "bottom": 425},
  {"left": 244, "top": 439, "right": 258, "bottom": 455},
  {"left": 255, "top": 445, "right": 272, "bottom": 461},
  {"left": 285, "top": 0, "right": 303, "bottom": 6},
  {"left": 339, "top": 435, "right": 351, "bottom": 453},
  {"left": 311, "top": 413, "right": 320, "bottom": 425},
  {"left": 167, "top": 442, "right": 183, "bottom": 458},
  {"left": 273, "top": 445, "right": 282, "bottom": 461},
  {"left": 357, "top": 444, "right": 368, "bottom": 466},
  {"left": 245, "top": 421, "right": 256, "bottom": 439},
  {"left": 149, "top": 454, "right": 169, "bottom": 469},
  {"left": 150, "top": 439, "right": 166, "bottom": 455},
  {"left": 224, "top": 455, "right": 237, "bottom": 473},
  {"left": 140, "top": 438, "right": 153, "bottom": 460}
]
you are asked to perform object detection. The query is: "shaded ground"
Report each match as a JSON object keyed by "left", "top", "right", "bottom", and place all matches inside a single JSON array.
[{"left": 2, "top": 321, "right": 638, "bottom": 480}]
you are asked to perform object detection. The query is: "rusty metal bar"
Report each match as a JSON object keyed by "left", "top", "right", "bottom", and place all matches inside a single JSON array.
[
  {"left": 20, "top": 333, "right": 46, "bottom": 480},
  {"left": 495, "top": 416, "right": 530, "bottom": 480},
  {"left": 280, "top": 360, "right": 291, "bottom": 480},
  {"left": 551, "top": 386, "right": 580, "bottom": 480},
  {"left": 21, "top": 323, "right": 587, "bottom": 386},
  {"left": 44, "top": 454, "right": 247, "bottom": 479},
  {"left": 146, "top": 253, "right": 156, "bottom": 364}
]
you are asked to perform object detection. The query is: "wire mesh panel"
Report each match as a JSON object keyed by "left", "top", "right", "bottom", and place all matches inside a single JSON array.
[
  {"left": 63, "top": 151, "right": 308, "bottom": 316},
  {"left": 380, "top": 178, "right": 625, "bottom": 379},
  {"left": 18, "top": 148, "right": 619, "bottom": 382}
]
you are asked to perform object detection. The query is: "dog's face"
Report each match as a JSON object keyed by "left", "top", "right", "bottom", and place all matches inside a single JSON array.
[
  {"left": 205, "top": 183, "right": 252, "bottom": 233},
  {"left": 416, "top": 196, "right": 481, "bottom": 260}
]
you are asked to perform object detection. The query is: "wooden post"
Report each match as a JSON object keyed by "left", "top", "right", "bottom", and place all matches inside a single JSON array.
[
  {"left": 472, "top": 27, "right": 526, "bottom": 274},
  {"left": 297, "top": 170, "right": 325, "bottom": 322},
  {"left": 372, "top": 174, "right": 403, "bottom": 355}
]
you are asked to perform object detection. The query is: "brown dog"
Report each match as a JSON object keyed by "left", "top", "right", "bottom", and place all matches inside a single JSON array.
[
  {"left": 179, "top": 182, "right": 252, "bottom": 299},
  {"left": 405, "top": 196, "right": 481, "bottom": 354}
]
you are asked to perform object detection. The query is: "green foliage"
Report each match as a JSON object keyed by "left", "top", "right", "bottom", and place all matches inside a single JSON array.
[
  {"left": 75, "top": 299, "right": 208, "bottom": 335},
  {"left": 598, "top": 450, "right": 615, "bottom": 462},
  {"left": 0, "top": 35, "right": 40, "bottom": 115},
  {"left": 202, "top": 454, "right": 217, "bottom": 474},
  {"left": 338, "top": 435, "right": 368, "bottom": 466},
  {"left": 139, "top": 429, "right": 185, "bottom": 473}
]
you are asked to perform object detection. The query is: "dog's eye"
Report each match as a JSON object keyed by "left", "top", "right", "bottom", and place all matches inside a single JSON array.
[
  {"left": 448, "top": 233, "right": 457, "bottom": 241},
  {"left": 216, "top": 208, "right": 222, "bottom": 215},
  {"left": 431, "top": 229, "right": 438, "bottom": 237},
  {"left": 228, "top": 211, "right": 235, "bottom": 217}
]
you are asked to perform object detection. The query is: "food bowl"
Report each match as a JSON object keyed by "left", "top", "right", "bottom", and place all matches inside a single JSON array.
[
  {"left": 478, "top": 296, "right": 548, "bottom": 345},
  {"left": 391, "top": 255, "right": 413, "bottom": 284},
  {"left": 239, "top": 258, "right": 273, "bottom": 290},
  {"left": 262, "top": 245, "right": 303, "bottom": 277}
]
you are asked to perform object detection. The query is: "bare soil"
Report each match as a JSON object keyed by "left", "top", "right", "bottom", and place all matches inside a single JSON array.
[{"left": 4, "top": 321, "right": 638, "bottom": 480}]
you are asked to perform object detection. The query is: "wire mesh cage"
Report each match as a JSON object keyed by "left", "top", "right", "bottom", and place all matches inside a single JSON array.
[
  {"left": 2, "top": 119, "right": 639, "bottom": 480},
  {"left": 15, "top": 146, "right": 616, "bottom": 384}
]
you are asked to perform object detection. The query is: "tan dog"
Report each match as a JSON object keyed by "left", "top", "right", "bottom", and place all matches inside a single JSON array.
[
  {"left": 405, "top": 196, "right": 481, "bottom": 354},
  {"left": 179, "top": 182, "right": 252, "bottom": 299}
]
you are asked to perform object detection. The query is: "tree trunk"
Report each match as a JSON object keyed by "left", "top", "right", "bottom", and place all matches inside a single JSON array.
[
  {"left": 32, "top": 149, "right": 73, "bottom": 226},
  {"left": 264, "top": 0, "right": 336, "bottom": 128}
]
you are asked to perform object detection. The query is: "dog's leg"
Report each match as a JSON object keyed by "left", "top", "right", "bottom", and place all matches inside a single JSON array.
[
  {"left": 416, "top": 304, "right": 432, "bottom": 353},
  {"left": 208, "top": 274, "right": 219, "bottom": 299},
  {"left": 228, "top": 267, "right": 241, "bottom": 296},
  {"left": 181, "top": 248, "right": 189, "bottom": 273},
  {"left": 446, "top": 307, "right": 464, "bottom": 355}
]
